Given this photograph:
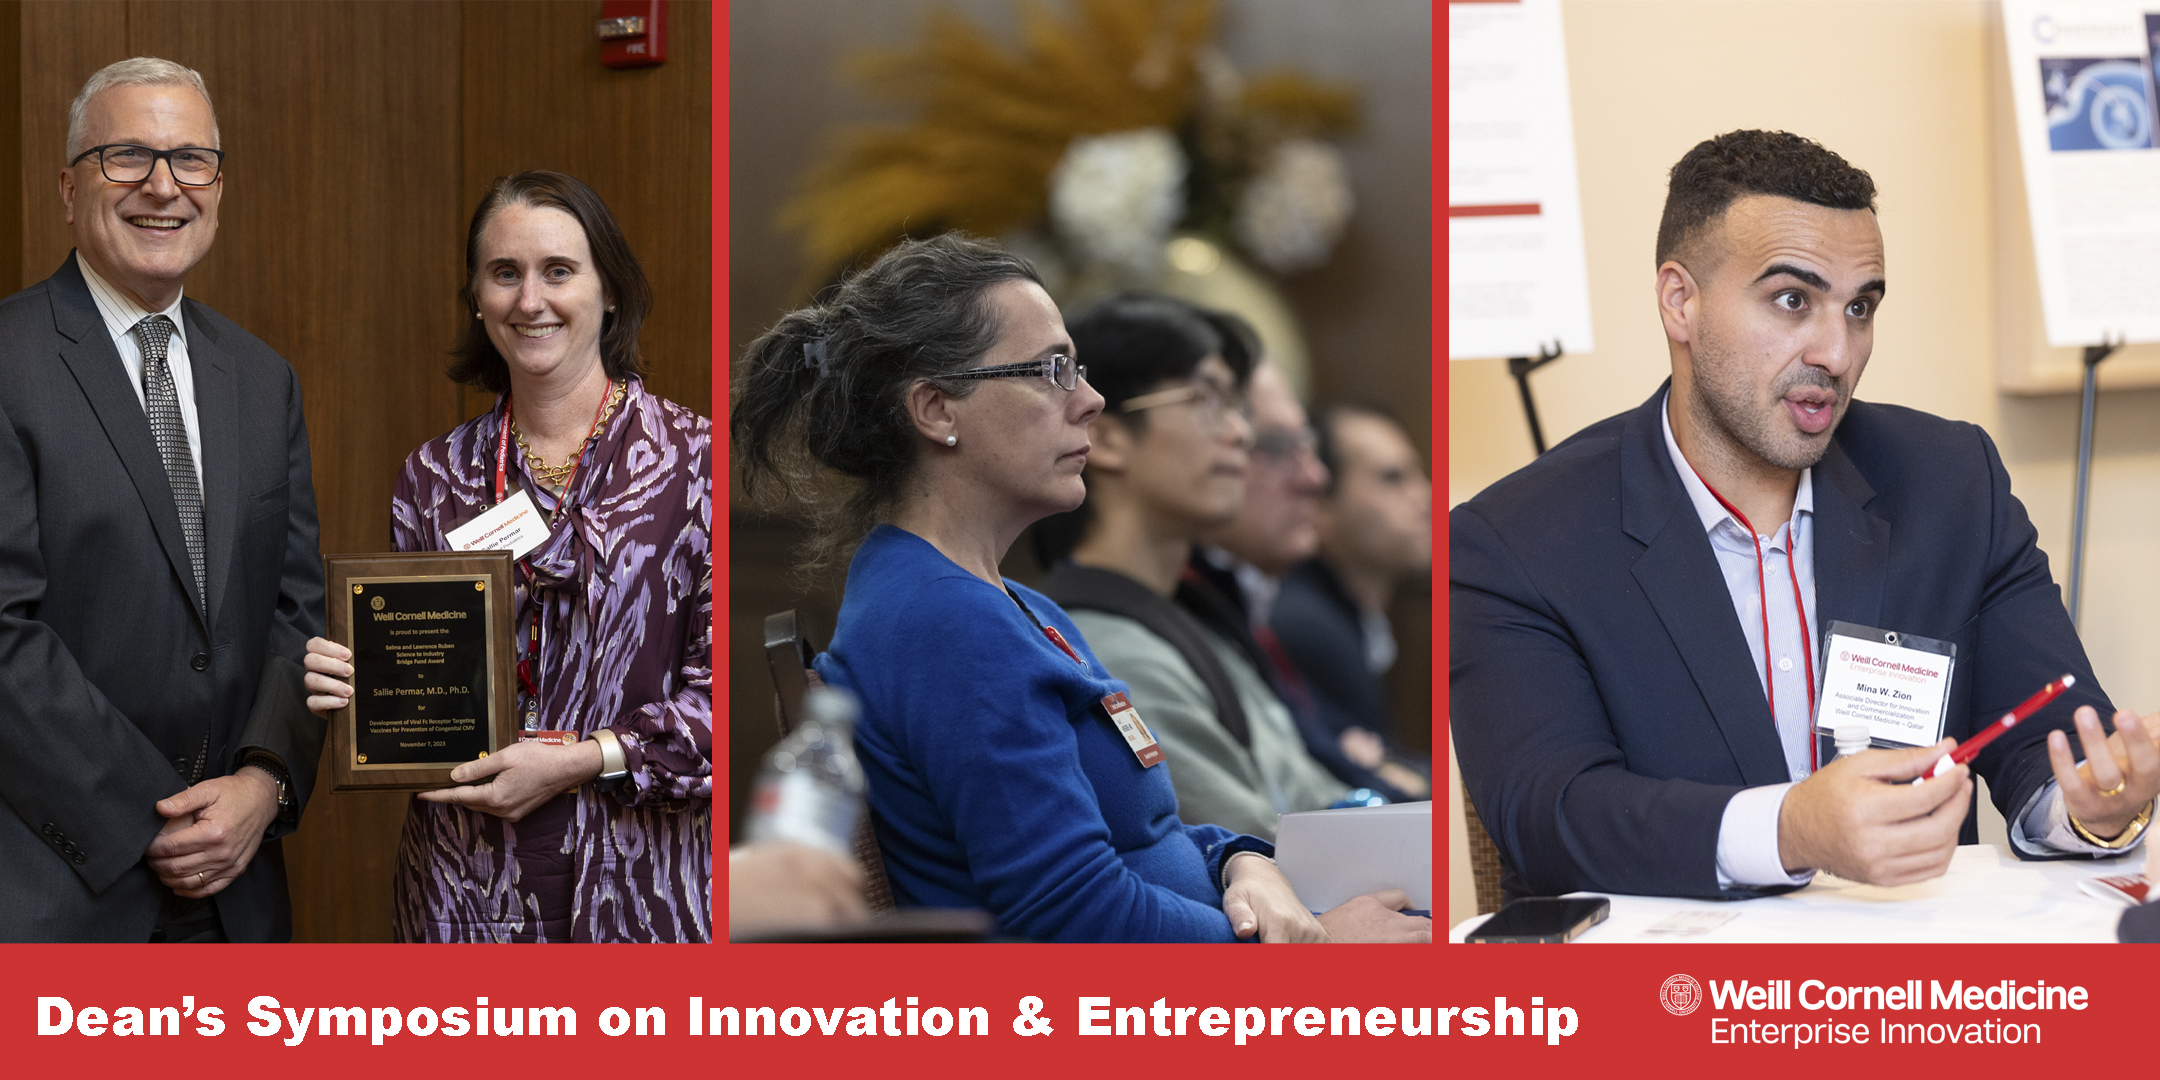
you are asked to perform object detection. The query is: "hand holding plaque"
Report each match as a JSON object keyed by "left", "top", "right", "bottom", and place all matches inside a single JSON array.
[
  {"left": 303, "top": 637, "right": 354, "bottom": 716},
  {"left": 323, "top": 552, "right": 519, "bottom": 792},
  {"left": 413, "top": 737, "right": 607, "bottom": 822}
]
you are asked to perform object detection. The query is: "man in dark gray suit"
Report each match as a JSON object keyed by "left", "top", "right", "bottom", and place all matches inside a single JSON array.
[{"left": 0, "top": 57, "right": 323, "bottom": 941}]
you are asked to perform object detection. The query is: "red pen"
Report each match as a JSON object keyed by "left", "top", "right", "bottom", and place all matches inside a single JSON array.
[{"left": 1924, "top": 673, "right": 2075, "bottom": 780}]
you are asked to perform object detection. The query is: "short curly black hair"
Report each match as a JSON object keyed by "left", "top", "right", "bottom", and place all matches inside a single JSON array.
[{"left": 1655, "top": 130, "right": 1876, "bottom": 267}]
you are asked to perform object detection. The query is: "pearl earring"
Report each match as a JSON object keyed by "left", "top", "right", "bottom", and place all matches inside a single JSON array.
[
  {"left": 945, "top": 434, "right": 957, "bottom": 447},
  {"left": 474, "top": 311, "right": 483, "bottom": 319}
]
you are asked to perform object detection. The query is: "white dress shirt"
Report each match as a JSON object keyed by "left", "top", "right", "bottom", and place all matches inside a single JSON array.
[
  {"left": 1655, "top": 395, "right": 2133, "bottom": 889},
  {"left": 78, "top": 251, "right": 201, "bottom": 478}
]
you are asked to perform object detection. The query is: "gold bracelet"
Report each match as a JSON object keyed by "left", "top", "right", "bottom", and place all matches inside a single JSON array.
[{"left": 2068, "top": 799, "right": 2154, "bottom": 849}]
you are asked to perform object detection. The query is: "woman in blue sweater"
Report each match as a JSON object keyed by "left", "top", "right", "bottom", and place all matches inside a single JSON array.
[{"left": 731, "top": 235, "right": 1421, "bottom": 942}]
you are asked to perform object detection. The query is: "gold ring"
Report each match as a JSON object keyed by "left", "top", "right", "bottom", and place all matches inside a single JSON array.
[
  {"left": 2098, "top": 779, "right": 2128, "bottom": 798},
  {"left": 196, "top": 871, "right": 207, "bottom": 886}
]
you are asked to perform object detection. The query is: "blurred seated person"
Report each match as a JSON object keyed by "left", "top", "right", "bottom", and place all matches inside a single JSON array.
[
  {"left": 727, "top": 842, "right": 866, "bottom": 939},
  {"left": 1181, "top": 311, "right": 1421, "bottom": 801},
  {"left": 1272, "top": 403, "right": 1434, "bottom": 797},
  {"left": 730, "top": 236, "right": 1427, "bottom": 943},
  {"left": 1032, "top": 295, "right": 1351, "bottom": 840}
]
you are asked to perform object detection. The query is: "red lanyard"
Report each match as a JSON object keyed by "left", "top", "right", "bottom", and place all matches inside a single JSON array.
[
  {"left": 1043, "top": 625, "right": 1084, "bottom": 666},
  {"left": 494, "top": 385, "right": 616, "bottom": 720},
  {"left": 1691, "top": 470, "right": 1820, "bottom": 774}
]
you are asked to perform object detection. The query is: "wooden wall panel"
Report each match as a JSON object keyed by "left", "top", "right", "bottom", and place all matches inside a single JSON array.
[
  {"left": 121, "top": 0, "right": 468, "bottom": 944},
  {"left": 10, "top": 1, "right": 708, "bottom": 941},
  {"left": 461, "top": 0, "right": 712, "bottom": 419},
  {"left": 19, "top": 1, "right": 122, "bottom": 286},
  {"left": 0, "top": 2, "right": 21, "bottom": 297},
  {"left": 13, "top": 1, "right": 463, "bottom": 943},
  {"left": 127, "top": 1, "right": 470, "bottom": 558}
]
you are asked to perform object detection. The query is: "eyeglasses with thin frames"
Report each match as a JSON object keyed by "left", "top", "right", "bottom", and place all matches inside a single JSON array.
[
  {"left": 1118, "top": 378, "right": 1252, "bottom": 431},
  {"left": 944, "top": 353, "right": 1087, "bottom": 391},
  {"left": 70, "top": 144, "right": 225, "bottom": 187}
]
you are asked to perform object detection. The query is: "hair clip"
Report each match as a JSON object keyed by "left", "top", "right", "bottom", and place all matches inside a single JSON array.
[{"left": 802, "top": 336, "right": 831, "bottom": 375}]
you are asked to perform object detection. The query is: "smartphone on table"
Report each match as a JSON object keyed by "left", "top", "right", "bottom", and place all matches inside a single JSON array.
[{"left": 1463, "top": 896, "right": 1610, "bottom": 943}]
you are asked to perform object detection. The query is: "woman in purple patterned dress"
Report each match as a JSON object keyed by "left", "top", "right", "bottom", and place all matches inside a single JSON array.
[{"left": 304, "top": 172, "right": 712, "bottom": 941}]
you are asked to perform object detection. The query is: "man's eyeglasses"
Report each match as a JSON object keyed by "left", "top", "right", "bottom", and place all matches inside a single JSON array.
[
  {"left": 70, "top": 144, "right": 225, "bottom": 187},
  {"left": 1119, "top": 379, "right": 1252, "bottom": 431},
  {"left": 944, "top": 353, "right": 1087, "bottom": 391},
  {"left": 1251, "top": 426, "right": 1320, "bottom": 465}
]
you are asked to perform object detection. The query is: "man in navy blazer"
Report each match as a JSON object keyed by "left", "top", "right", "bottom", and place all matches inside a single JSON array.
[
  {"left": 0, "top": 58, "right": 323, "bottom": 940},
  {"left": 1450, "top": 130, "right": 2160, "bottom": 901}
]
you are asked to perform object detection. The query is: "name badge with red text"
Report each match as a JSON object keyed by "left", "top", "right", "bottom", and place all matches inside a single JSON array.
[
  {"left": 446, "top": 488, "right": 547, "bottom": 560},
  {"left": 1814, "top": 621, "right": 1956, "bottom": 749},
  {"left": 519, "top": 730, "right": 580, "bottom": 747},
  {"left": 1102, "top": 692, "right": 1163, "bottom": 768}
]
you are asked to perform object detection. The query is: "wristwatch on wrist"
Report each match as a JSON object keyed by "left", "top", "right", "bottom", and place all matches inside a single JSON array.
[
  {"left": 241, "top": 751, "right": 294, "bottom": 822},
  {"left": 591, "top": 729, "right": 629, "bottom": 793},
  {"left": 2069, "top": 799, "right": 2154, "bottom": 849}
]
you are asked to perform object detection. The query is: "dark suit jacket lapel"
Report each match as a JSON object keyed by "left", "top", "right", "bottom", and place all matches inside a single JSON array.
[
  {"left": 186, "top": 301, "right": 237, "bottom": 630},
  {"left": 1619, "top": 385, "right": 1791, "bottom": 785},
  {"left": 47, "top": 255, "right": 207, "bottom": 627},
  {"left": 1808, "top": 438, "right": 1888, "bottom": 633}
]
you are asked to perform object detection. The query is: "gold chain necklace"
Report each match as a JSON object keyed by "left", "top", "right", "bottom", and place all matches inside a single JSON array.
[{"left": 513, "top": 380, "right": 623, "bottom": 491}]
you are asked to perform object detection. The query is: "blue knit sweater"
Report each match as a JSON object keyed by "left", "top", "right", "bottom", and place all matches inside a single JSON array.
[{"left": 817, "top": 526, "right": 1269, "bottom": 942}]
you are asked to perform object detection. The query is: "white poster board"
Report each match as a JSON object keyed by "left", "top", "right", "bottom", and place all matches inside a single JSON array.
[
  {"left": 2003, "top": 1, "right": 2160, "bottom": 347},
  {"left": 1445, "top": 0, "right": 1594, "bottom": 361}
]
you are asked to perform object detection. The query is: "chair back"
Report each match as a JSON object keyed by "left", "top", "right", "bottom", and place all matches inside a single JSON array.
[
  {"left": 761, "top": 610, "right": 896, "bottom": 914},
  {"left": 763, "top": 610, "right": 817, "bottom": 738},
  {"left": 1460, "top": 787, "right": 1508, "bottom": 915}
]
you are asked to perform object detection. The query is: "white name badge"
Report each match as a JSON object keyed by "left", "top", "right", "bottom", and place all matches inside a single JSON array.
[
  {"left": 445, "top": 489, "right": 548, "bottom": 560},
  {"left": 1101, "top": 691, "right": 1164, "bottom": 768},
  {"left": 1814, "top": 621, "right": 1956, "bottom": 749}
]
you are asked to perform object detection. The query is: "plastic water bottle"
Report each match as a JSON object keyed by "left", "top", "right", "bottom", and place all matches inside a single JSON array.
[
  {"left": 1833, "top": 724, "right": 1872, "bottom": 761},
  {"left": 746, "top": 686, "right": 866, "bottom": 855}
]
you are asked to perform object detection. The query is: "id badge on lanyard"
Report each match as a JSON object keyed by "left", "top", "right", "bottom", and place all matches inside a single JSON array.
[
  {"left": 1814, "top": 620, "right": 1957, "bottom": 749},
  {"left": 1101, "top": 691, "right": 1164, "bottom": 768},
  {"left": 445, "top": 488, "right": 547, "bottom": 559},
  {"left": 477, "top": 390, "right": 609, "bottom": 744},
  {"left": 1034, "top": 619, "right": 1163, "bottom": 768}
]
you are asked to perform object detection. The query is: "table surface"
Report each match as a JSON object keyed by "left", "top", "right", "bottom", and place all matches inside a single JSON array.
[{"left": 1448, "top": 845, "right": 2145, "bottom": 943}]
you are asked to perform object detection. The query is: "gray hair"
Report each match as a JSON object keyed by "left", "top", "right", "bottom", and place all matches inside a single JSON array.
[
  {"left": 729, "top": 233, "right": 1046, "bottom": 575},
  {"left": 66, "top": 57, "right": 220, "bottom": 161}
]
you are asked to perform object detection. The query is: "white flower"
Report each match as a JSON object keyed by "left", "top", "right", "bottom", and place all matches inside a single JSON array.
[
  {"left": 1049, "top": 128, "right": 1187, "bottom": 277},
  {"left": 1235, "top": 138, "right": 1355, "bottom": 274}
]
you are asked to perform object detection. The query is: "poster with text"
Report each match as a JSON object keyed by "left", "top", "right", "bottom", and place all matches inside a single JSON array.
[{"left": 2005, "top": 0, "right": 2160, "bottom": 347}]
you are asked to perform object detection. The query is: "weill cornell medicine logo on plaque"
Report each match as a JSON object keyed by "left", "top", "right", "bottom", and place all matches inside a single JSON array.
[{"left": 1660, "top": 974, "right": 1703, "bottom": 1016}]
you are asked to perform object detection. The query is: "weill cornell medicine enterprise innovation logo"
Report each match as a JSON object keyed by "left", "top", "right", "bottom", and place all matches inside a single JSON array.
[
  {"left": 1661, "top": 973, "right": 2088, "bottom": 1047},
  {"left": 1658, "top": 975, "right": 1702, "bottom": 1017}
]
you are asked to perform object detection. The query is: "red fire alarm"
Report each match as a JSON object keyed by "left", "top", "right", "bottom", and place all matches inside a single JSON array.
[{"left": 597, "top": 0, "right": 666, "bottom": 70}]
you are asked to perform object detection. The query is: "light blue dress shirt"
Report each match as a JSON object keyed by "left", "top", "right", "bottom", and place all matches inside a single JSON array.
[{"left": 1655, "top": 395, "right": 2132, "bottom": 889}]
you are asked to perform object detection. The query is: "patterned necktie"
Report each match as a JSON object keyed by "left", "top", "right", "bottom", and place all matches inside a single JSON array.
[{"left": 135, "top": 314, "right": 206, "bottom": 609}]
